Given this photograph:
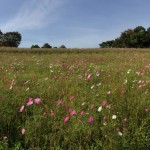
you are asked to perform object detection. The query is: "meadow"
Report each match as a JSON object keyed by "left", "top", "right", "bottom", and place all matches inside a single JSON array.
[{"left": 0, "top": 48, "right": 150, "bottom": 149}]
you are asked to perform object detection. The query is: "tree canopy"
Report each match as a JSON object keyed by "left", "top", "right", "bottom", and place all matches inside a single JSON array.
[
  {"left": 41, "top": 43, "right": 52, "bottom": 48},
  {"left": 99, "top": 26, "right": 150, "bottom": 48},
  {"left": 0, "top": 31, "right": 21, "bottom": 47}
]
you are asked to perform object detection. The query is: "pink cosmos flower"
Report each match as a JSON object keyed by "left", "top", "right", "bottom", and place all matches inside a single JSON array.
[
  {"left": 34, "top": 98, "right": 41, "bottom": 105},
  {"left": 103, "top": 116, "right": 107, "bottom": 121},
  {"left": 21, "top": 128, "right": 26, "bottom": 135},
  {"left": 27, "top": 98, "right": 33, "bottom": 106},
  {"left": 50, "top": 110, "right": 54, "bottom": 116},
  {"left": 19, "top": 105, "right": 25, "bottom": 112},
  {"left": 145, "top": 108, "right": 148, "bottom": 113},
  {"left": 9, "top": 85, "right": 13, "bottom": 90},
  {"left": 86, "top": 74, "right": 91, "bottom": 80},
  {"left": 56, "top": 99, "right": 62, "bottom": 106},
  {"left": 90, "top": 104, "right": 94, "bottom": 110},
  {"left": 70, "top": 110, "right": 77, "bottom": 116},
  {"left": 102, "top": 100, "right": 107, "bottom": 107},
  {"left": 88, "top": 116, "right": 94, "bottom": 123},
  {"left": 70, "top": 95, "right": 75, "bottom": 100},
  {"left": 64, "top": 116, "right": 70, "bottom": 123},
  {"left": 116, "top": 127, "right": 120, "bottom": 132},
  {"left": 80, "top": 110, "right": 84, "bottom": 115},
  {"left": 65, "top": 105, "right": 70, "bottom": 110}
]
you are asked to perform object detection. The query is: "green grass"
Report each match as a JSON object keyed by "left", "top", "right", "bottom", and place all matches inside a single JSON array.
[{"left": 0, "top": 48, "right": 150, "bottom": 149}]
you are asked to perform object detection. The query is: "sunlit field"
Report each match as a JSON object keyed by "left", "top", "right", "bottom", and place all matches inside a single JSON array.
[{"left": 0, "top": 48, "right": 150, "bottom": 149}]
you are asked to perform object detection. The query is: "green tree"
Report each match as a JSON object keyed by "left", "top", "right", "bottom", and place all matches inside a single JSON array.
[
  {"left": 41, "top": 43, "right": 52, "bottom": 48},
  {"left": 130, "top": 26, "right": 146, "bottom": 48},
  {"left": 0, "top": 32, "right": 21, "bottom": 47},
  {"left": 31, "top": 44, "right": 40, "bottom": 48},
  {"left": 0, "top": 30, "right": 3, "bottom": 46},
  {"left": 100, "top": 26, "right": 150, "bottom": 48},
  {"left": 99, "top": 40, "right": 114, "bottom": 48},
  {"left": 59, "top": 45, "right": 66, "bottom": 48}
]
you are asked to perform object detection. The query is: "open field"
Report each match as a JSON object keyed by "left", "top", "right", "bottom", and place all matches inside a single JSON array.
[{"left": 0, "top": 48, "right": 150, "bottom": 149}]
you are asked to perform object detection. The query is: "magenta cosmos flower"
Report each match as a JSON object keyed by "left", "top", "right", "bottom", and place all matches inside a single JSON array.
[
  {"left": 64, "top": 116, "right": 70, "bottom": 123},
  {"left": 88, "top": 116, "right": 94, "bottom": 123},
  {"left": 70, "top": 110, "right": 77, "bottom": 116},
  {"left": 27, "top": 98, "right": 33, "bottom": 106}
]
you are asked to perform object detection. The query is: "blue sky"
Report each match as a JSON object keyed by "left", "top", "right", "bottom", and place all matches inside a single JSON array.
[{"left": 0, "top": 0, "right": 150, "bottom": 48}]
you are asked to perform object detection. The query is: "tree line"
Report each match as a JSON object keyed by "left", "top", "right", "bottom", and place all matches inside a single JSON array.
[
  {"left": 31, "top": 43, "right": 66, "bottom": 49},
  {"left": 0, "top": 30, "right": 21, "bottom": 47},
  {"left": 99, "top": 26, "right": 150, "bottom": 48}
]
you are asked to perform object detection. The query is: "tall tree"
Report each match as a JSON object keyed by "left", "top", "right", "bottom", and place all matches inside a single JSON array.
[
  {"left": 41, "top": 43, "right": 52, "bottom": 48},
  {"left": 0, "top": 32, "right": 21, "bottom": 47}
]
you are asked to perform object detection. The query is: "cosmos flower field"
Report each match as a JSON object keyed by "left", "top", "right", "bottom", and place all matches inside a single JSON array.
[{"left": 0, "top": 49, "right": 150, "bottom": 149}]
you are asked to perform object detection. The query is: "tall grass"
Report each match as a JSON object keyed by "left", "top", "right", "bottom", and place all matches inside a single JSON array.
[{"left": 0, "top": 49, "right": 150, "bottom": 149}]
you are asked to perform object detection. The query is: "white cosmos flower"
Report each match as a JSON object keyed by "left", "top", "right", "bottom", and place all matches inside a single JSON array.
[
  {"left": 118, "top": 132, "right": 123, "bottom": 136},
  {"left": 112, "top": 115, "right": 117, "bottom": 119},
  {"left": 98, "top": 106, "right": 102, "bottom": 112},
  {"left": 91, "top": 85, "right": 94, "bottom": 89},
  {"left": 103, "top": 122, "right": 107, "bottom": 126}
]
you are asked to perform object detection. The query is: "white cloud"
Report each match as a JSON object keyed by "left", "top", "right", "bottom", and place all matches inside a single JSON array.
[{"left": 1, "top": 0, "right": 64, "bottom": 31}]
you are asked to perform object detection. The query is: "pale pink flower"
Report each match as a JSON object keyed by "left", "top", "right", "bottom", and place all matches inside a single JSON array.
[
  {"left": 70, "top": 95, "right": 75, "bottom": 100},
  {"left": 19, "top": 105, "right": 25, "bottom": 112},
  {"left": 34, "top": 98, "right": 41, "bottom": 105},
  {"left": 81, "top": 102, "right": 85, "bottom": 106},
  {"left": 64, "top": 116, "right": 70, "bottom": 123},
  {"left": 80, "top": 110, "right": 84, "bottom": 115},
  {"left": 116, "top": 127, "right": 120, "bottom": 132},
  {"left": 86, "top": 74, "right": 91, "bottom": 80},
  {"left": 90, "top": 104, "right": 94, "bottom": 109},
  {"left": 145, "top": 108, "right": 148, "bottom": 113},
  {"left": 121, "top": 88, "right": 126, "bottom": 94},
  {"left": 65, "top": 105, "right": 70, "bottom": 110},
  {"left": 102, "top": 100, "right": 107, "bottom": 107},
  {"left": 27, "top": 98, "right": 33, "bottom": 106},
  {"left": 70, "top": 110, "right": 77, "bottom": 116},
  {"left": 103, "top": 116, "right": 107, "bottom": 121},
  {"left": 50, "top": 110, "right": 54, "bottom": 116},
  {"left": 88, "top": 116, "right": 94, "bottom": 123},
  {"left": 21, "top": 128, "right": 26, "bottom": 135},
  {"left": 9, "top": 85, "right": 13, "bottom": 90},
  {"left": 56, "top": 99, "right": 62, "bottom": 106}
]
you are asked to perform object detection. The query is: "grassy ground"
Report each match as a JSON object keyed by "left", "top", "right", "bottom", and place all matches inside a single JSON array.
[{"left": 0, "top": 48, "right": 150, "bottom": 149}]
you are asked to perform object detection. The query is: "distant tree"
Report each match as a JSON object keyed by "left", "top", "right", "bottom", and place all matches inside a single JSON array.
[
  {"left": 31, "top": 44, "right": 40, "bottom": 48},
  {"left": 0, "top": 32, "right": 21, "bottom": 47},
  {"left": 41, "top": 43, "right": 52, "bottom": 48},
  {"left": 0, "top": 30, "right": 3, "bottom": 46},
  {"left": 146, "top": 27, "right": 150, "bottom": 47},
  {"left": 99, "top": 40, "right": 114, "bottom": 48},
  {"left": 131, "top": 26, "right": 146, "bottom": 48},
  {"left": 59, "top": 45, "right": 66, "bottom": 48},
  {"left": 0, "top": 30, "right": 2, "bottom": 35},
  {"left": 53, "top": 46, "right": 57, "bottom": 48},
  {"left": 99, "top": 26, "right": 150, "bottom": 48}
]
